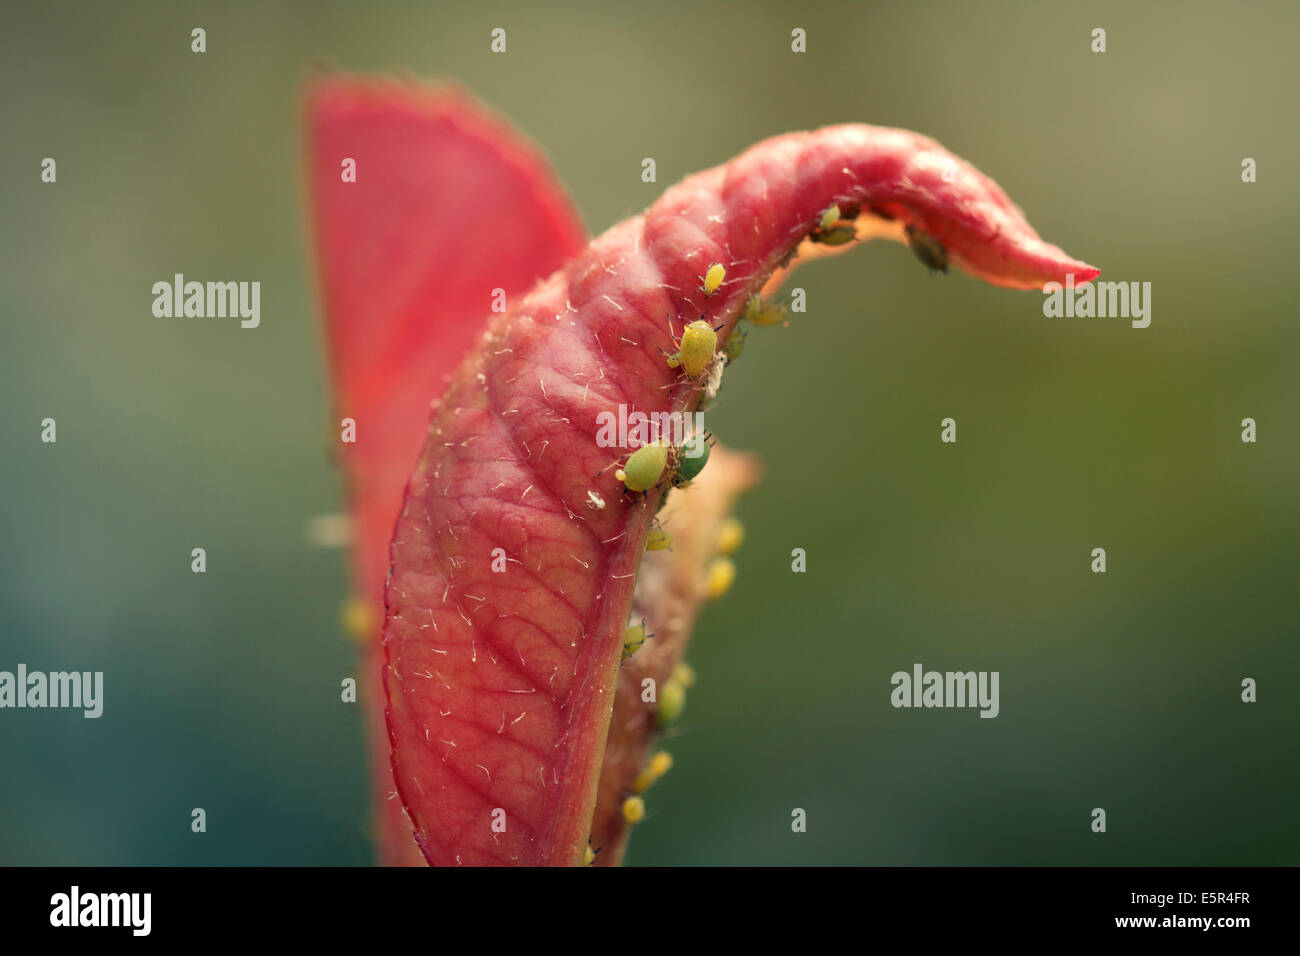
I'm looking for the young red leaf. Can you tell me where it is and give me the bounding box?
[304,78,587,864]
[381,122,1098,865]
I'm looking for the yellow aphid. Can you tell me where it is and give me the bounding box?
[716,517,745,555]
[819,204,841,231]
[656,678,686,728]
[667,319,718,378]
[703,556,736,600]
[702,262,726,296]
[622,623,648,661]
[584,845,596,865]
[622,795,646,825]
[633,751,674,794]
[341,596,376,644]
[742,295,787,327]
[672,660,697,689]
[648,750,673,775]
[645,526,673,551]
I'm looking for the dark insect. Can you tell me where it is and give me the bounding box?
[906,224,949,274]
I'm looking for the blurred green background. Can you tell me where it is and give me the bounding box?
[2,0,1297,865]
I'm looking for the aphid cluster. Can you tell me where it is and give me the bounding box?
[609,429,715,498]
[633,751,673,794]
[619,751,673,830]
[810,203,860,246]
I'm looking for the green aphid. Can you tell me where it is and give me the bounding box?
[671,432,712,487]
[723,326,746,363]
[616,442,669,493]
[622,622,648,661]
[813,224,856,246]
[742,295,787,327]
[666,319,718,378]
[812,204,856,245]
[905,224,948,274]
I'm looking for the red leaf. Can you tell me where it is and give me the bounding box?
[381,122,1098,865]
[304,78,587,864]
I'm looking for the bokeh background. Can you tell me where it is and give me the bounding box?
[2,0,1297,865]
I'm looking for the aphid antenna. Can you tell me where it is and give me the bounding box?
[659,311,691,358]
[663,309,684,337]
